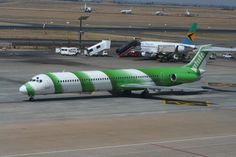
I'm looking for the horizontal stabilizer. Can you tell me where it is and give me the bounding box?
[185,45,236,73]
[202,47,236,52]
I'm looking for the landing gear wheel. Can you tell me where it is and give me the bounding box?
[123,90,132,96]
[29,97,34,101]
[109,91,121,97]
[109,90,132,97]
[141,89,150,98]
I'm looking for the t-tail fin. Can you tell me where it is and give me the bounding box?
[185,45,211,74]
[181,23,197,45]
[185,45,236,74]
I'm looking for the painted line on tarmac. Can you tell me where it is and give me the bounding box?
[1,134,236,157]
[151,143,208,157]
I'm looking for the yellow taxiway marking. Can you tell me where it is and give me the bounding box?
[163,99,212,106]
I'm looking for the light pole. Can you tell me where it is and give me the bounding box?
[78,16,89,51]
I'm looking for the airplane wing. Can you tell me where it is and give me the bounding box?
[120,84,207,92]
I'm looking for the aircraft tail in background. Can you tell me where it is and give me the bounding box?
[181,23,197,45]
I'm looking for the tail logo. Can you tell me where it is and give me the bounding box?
[187,33,196,42]
[192,52,206,69]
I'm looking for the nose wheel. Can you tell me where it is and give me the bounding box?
[29,97,34,101]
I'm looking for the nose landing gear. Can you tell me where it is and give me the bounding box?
[29,97,34,101]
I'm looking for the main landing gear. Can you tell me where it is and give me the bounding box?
[141,89,150,98]
[110,89,151,98]
[109,90,132,97]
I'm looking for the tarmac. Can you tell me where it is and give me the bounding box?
[0,50,236,157]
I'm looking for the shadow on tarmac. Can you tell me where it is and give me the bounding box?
[26,91,207,105]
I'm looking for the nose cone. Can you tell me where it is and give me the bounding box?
[19,85,27,95]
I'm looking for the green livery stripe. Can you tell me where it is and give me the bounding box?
[194,52,207,69]
[186,45,210,70]
[102,69,143,91]
[47,73,63,94]
[138,68,159,86]
[25,83,35,96]
[73,71,95,92]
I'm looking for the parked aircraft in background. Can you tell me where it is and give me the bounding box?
[120,9,132,14]
[19,45,236,101]
[154,11,167,16]
[81,3,94,13]
[154,10,169,16]
[141,23,198,60]
[181,9,197,17]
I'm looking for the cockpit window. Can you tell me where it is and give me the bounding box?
[30,78,42,83]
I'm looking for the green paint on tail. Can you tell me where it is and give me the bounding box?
[185,45,211,71]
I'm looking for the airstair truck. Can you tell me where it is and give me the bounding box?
[85,40,111,56]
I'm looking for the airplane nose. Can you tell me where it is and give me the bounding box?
[19,85,27,94]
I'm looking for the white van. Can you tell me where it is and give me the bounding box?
[56,47,80,56]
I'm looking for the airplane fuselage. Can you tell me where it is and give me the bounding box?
[121,10,132,14]
[19,67,200,97]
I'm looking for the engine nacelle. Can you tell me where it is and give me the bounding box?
[176,46,185,52]
[171,74,177,82]
[170,73,199,83]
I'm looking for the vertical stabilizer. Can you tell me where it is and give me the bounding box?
[181,23,197,45]
[185,45,212,74]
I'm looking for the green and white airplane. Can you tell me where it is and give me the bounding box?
[19,45,236,101]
